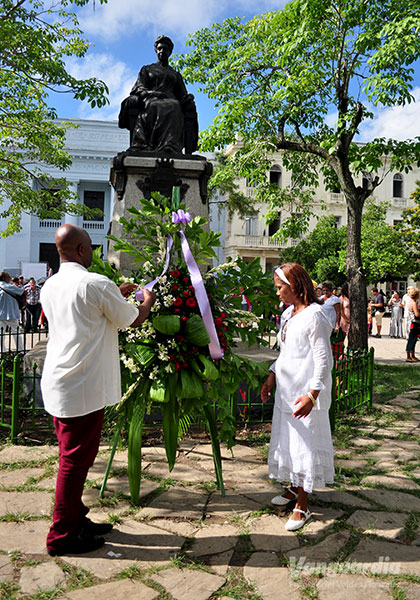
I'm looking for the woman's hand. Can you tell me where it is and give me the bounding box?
[261,373,275,404]
[293,394,314,419]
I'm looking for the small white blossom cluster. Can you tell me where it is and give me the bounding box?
[156,225,166,262]
[157,343,170,362]
[136,321,156,340]
[204,260,239,280]
[120,354,141,373]
[149,365,160,380]
[142,261,154,275]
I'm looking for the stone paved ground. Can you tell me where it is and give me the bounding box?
[0,389,419,599]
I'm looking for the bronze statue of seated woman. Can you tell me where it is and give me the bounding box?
[118,35,198,155]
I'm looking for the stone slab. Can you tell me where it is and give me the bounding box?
[104,476,159,498]
[346,510,407,540]
[203,549,234,575]
[63,519,185,578]
[286,531,350,566]
[311,488,373,509]
[349,438,378,448]
[144,459,213,482]
[19,562,66,595]
[0,520,50,553]
[63,579,159,600]
[205,492,261,518]
[0,490,52,516]
[0,554,13,583]
[0,445,57,463]
[140,489,207,520]
[360,473,420,490]
[0,467,45,488]
[299,507,343,539]
[244,552,300,600]
[35,476,57,491]
[403,583,420,600]
[317,573,390,599]
[248,514,300,552]
[151,567,226,600]
[355,488,420,511]
[348,537,420,576]
[148,518,200,538]
[335,459,369,470]
[188,523,238,556]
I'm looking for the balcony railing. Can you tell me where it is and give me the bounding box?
[328,192,346,204]
[39,220,62,229]
[232,234,282,248]
[82,221,105,231]
[392,197,408,208]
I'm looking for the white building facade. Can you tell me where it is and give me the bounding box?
[0,119,129,275]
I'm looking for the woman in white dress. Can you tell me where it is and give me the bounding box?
[261,263,335,531]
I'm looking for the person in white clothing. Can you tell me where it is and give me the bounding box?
[321,281,341,331]
[41,225,156,557]
[261,263,334,531]
[402,287,414,339]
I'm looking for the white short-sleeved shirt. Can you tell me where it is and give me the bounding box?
[40,262,139,418]
[322,294,341,328]
[272,303,333,412]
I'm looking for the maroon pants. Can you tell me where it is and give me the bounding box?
[46,408,104,552]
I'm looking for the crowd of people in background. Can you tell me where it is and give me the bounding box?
[0,272,51,352]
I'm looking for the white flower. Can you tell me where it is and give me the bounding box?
[165,364,174,373]
[163,295,175,307]
[143,261,153,274]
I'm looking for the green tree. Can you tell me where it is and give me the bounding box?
[396,181,420,280]
[176,0,420,349]
[278,215,347,284]
[0,0,109,236]
[339,201,416,284]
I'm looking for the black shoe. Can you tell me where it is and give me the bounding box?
[82,517,113,536]
[47,534,105,557]
[373,334,381,338]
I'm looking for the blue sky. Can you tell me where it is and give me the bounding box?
[55,0,420,143]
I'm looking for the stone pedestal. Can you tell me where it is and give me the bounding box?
[108,153,213,274]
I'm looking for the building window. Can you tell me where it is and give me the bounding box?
[393,173,403,198]
[83,190,105,221]
[268,213,281,236]
[245,213,258,236]
[334,216,341,228]
[269,165,282,188]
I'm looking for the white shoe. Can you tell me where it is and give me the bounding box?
[285,508,311,531]
[271,487,298,506]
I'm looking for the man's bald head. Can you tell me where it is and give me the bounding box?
[55,225,93,268]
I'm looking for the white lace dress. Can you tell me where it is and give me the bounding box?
[268,303,335,493]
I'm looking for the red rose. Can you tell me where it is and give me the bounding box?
[174,308,181,313]
[173,297,183,306]
[168,354,175,362]
[175,362,181,371]
[221,312,226,318]
[186,297,197,307]
[182,362,189,368]
[182,290,190,298]
[182,316,188,322]
[171,283,179,291]
[218,330,223,338]
[170,270,181,277]
[183,276,189,283]
[192,347,199,354]
[188,285,194,291]
[223,325,228,330]
[176,334,185,343]
[215,317,223,326]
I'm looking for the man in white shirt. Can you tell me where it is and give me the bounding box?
[402,287,414,339]
[41,224,156,556]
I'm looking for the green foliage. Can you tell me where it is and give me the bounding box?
[396,180,420,279]
[0,0,109,236]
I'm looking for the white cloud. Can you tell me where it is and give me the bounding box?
[358,87,420,142]
[78,0,287,42]
[67,53,136,120]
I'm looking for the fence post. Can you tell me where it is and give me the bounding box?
[11,354,20,442]
[367,347,374,408]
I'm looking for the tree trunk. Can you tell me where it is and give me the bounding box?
[346,193,368,350]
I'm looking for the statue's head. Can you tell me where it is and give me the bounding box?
[154,35,174,56]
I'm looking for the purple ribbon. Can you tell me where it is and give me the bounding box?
[172,209,191,224]
[179,229,223,360]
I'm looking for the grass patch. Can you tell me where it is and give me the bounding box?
[373,365,420,406]
[211,568,263,600]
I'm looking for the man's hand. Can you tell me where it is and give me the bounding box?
[261,372,275,404]
[141,288,157,307]
[119,282,137,298]
[293,395,314,419]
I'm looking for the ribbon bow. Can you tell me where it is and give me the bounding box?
[172,209,191,225]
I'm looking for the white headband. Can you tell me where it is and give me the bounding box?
[275,267,291,286]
